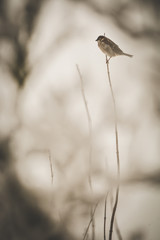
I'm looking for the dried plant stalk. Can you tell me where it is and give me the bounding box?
[83,202,99,240]
[76,64,93,190]
[105,57,120,240]
[110,192,123,240]
[76,64,95,240]
[48,149,54,185]
[104,192,109,240]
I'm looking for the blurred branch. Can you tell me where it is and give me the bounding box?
[124,170,160,186]
[69,0,160,41]
[25,0,45,35]
[0,0,45,86]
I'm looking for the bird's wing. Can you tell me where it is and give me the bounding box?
[102,37,124,55]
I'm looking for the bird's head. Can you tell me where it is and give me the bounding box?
[96,35,105,42]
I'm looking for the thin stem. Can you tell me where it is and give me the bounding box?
[115,215,123,240]
[104,192,109,240]
[110,193,123,240]
[76,64,93,190]
[106,57,120,177]
[91,209,95,240]
[47,149,54,208]
[83,202,99,240]
[76,65,95,240]
[105,56,120,240]
[110,192,123,240]
[109,187,119,240]
[48,149,54,185]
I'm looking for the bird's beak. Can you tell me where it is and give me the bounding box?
[95,37,98,41]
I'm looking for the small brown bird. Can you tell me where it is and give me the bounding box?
[96,35,133,60]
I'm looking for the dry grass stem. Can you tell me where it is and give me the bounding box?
[106,58,120,176]
[105,57,120,240]
[76,64,93,190]
[46,149,54,208]
[91,208,95,240]
[83,202,99,240]
[109,187,119,240]
[110,192,123,240]
[76,64,95,240]
[104,192,109,240]
[48,149,54,185]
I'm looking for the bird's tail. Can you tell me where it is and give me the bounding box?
[123,53,133,57]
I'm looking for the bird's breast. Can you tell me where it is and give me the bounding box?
[98,41,116,57]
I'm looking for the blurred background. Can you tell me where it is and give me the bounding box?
[0,0,160,239]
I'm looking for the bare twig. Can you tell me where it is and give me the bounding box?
[83,202,99,240]
[105,56,120,240]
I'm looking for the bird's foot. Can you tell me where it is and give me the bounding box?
[106,56,111,64]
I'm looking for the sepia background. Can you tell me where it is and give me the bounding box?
[0,0,160,239]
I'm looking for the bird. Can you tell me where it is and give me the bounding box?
[96,35,133,61]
